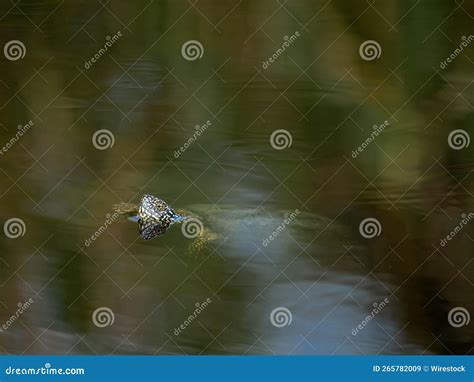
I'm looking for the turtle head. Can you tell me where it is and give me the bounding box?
[137,194,180,240]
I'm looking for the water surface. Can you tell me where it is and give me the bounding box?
[0,0,473,355]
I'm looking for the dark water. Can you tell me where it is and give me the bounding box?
[0,0,473,355]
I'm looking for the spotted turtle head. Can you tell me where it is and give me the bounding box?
[138,194,179,240]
